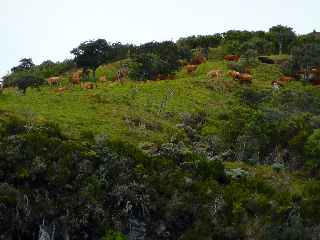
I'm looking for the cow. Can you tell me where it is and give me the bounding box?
[54,87,67,94]
[47,77,60,86]
[81,82,95,90]
[258,56,275,64]
[278,76,295,82]
[237,73,252,84]
[207,70,223,79]
[99,76,107,82]
[117,65,129,83]
[228,70,240,80]
[191,55,207,65]
[70,71,81,85]
[156,74,168,80]
[186,65,198,74]
[224,55,240,62]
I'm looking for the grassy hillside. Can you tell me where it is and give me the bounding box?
[0,59,283,144]
[2,58,320,239]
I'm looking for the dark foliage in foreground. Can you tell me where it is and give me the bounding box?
[0,110,320,240]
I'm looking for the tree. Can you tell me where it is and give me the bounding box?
[129,41,181,80]
[13,75,45,94]
[71,39,111,82]
[291,43,320,81]
[11,58,35,73]
[269,25,296,55]
[128,53,164,80]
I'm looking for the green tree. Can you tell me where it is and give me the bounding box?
[71,39,111,82]
[291,43,320,81]
[269,25,296,55]
[11,58,35,73]
[13,75,45,94]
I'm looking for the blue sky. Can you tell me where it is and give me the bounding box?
[1,0,318,78]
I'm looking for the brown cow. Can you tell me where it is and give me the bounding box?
[237,73,252,84]
[207,70,223,79]
[191,55,207,65]
[99,76,107,82]
[47,77,60,86]
[54,87,67,94]
[228,70,240,80]
[70,71,81,85]
[81,82,95,90]
[279,76,295,82]
[156,74,169,80]
[224,55,240,62]
[117,65,129,83]
[186,65,198,74]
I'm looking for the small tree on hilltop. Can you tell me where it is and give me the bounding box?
[71,39,111,82]
[14,75,45,94]
[269,25,296,55]
[11,58,35,73]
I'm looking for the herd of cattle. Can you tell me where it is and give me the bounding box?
[185,54,320,88]
[43,55,320,94]
[46,65,129,93]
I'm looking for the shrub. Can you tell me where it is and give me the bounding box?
[305,129,320,157]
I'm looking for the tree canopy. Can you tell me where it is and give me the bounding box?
[71,39,112,80]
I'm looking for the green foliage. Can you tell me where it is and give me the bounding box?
[240,37,275,55]
[11,58,35,73]
[102,231,127,240]
[269,25,297,54]
[305,129,320,160]
[13,74,45,94]
[177,34,222,50]
[71,39,112,80]
[128,53,164,80]
[227,60,248,73]
[129,41,181,80]
[290,43,320,81]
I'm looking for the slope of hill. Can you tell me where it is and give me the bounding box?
[1,58,320,239]
[0,59,282,143]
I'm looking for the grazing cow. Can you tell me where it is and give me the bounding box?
[258,56,275,64]
[70,71,81,85]
[54,87,67,94]
[228,70,240,80]
[186,65,198,74]
[224,55,240,62]
[279,76,295,82]
[237,73,252,84]
[207,70,223,79]
[47,77,60,86]
[99,76,107,82]
[191,55,207,65]
[81,82,95,90]
[311,68,320,79]
[117,65,129,83]
[156,74,168,80]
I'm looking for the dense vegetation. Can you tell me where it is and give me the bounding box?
[1,25,320,239]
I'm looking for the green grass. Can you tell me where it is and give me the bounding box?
[0,58,312,194]
[0,59,285,145]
